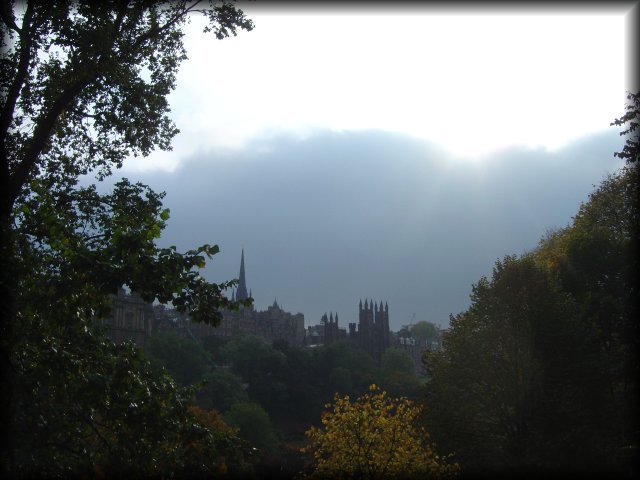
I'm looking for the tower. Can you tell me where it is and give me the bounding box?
[356,298,390,365]
[235,248,249,302]
[322,312,340,345]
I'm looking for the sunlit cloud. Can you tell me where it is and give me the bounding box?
[124,7,628,171]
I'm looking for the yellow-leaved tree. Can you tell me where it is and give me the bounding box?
[301,385,458,479]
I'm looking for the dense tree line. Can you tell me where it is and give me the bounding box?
[423,99,638,477]
[146,330,424,475]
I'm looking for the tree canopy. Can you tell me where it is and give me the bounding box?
[0,1,252,216]
[410,321,439,343]
[302,384,458,479]
[423,161,638,476]
[1,1,255,476]
[610,91,639,164]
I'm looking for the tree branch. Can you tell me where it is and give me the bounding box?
[0,1,35,140]
[7,75,94,213]
[0,1,35,215]
[127,2,191,54]
[0,1,21,33]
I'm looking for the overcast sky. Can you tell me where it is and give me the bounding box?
[117,3,633,330]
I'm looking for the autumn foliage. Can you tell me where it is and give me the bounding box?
[302,384,458,479]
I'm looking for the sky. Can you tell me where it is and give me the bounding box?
[117,3,634,331]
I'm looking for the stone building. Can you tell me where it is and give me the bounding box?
[304,324,325,346]
[396,324,443,375]
[321,312,341,345]
[189,249,305,346]
[99,288,155,348]
[349,299,390,365]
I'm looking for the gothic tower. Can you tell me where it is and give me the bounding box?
[322,312,340,345]
[356,298,390,365]
[235,248,249,302]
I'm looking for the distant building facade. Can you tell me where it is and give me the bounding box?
[349,299,391,365]
[99,288,155,348]
[189,249,306,346]
[305,324,325,346]
[306,300,391,363]
[396,324,443,375]
[321,312,346,345]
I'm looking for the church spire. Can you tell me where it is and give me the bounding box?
[236,248,249,301]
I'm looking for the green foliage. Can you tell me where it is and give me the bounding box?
[610,91,639,164]
[314,340,377,394]
[424,164,639,475]
[147,331,213,386]
[536,164,639,463]
[3,178,257,474]
[328,366,354,393]
[381,347,415,378]
[196,370,249,412]
[425,256,599,470]
[268,340,326,428]
[222,334,286,382]
[202,333,231,363]
[225,402,279,454]
[5,314,252,477]
[410,321,439,343]
[379,348,422,399]
[0,1,255,475]
[0,1,253,216]
[14,176,247,324]
[302,385,459,479]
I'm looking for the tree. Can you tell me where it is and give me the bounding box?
[2,177,261,476]
[147,331,213,386]
[0,1,253,217]
[312,340,377,395]
[381,347,415,378]
[0,0,253,331]
[302,384,458,480]
[379,347,422,399]
[187,405,254,476]
[5,313,253,477]
[196,369,249,412]
[410,321,439,345]
[423,103,639,475]
[535,163,639,469]
[423,255,609,474]
[221,334,286,383]
[1,1,254,474]
[610,91,639,164]
[225,402,279,454]
[1,0,254,330]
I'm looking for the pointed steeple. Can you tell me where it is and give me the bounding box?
[236,249,249,301]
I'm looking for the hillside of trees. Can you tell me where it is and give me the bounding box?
[145,330,425,475]
[424,154,638,477]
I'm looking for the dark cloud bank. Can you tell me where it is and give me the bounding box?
[117,129,624,330]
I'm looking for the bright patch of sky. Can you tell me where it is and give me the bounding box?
[127,6,629,172]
